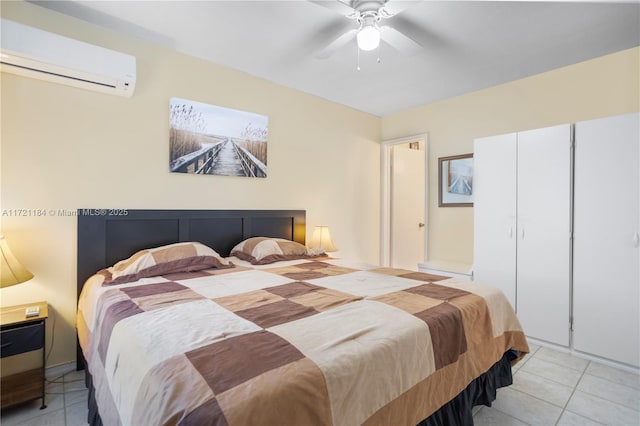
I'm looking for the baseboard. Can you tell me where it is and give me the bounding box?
[526,337,640,375]
[45,361,76,380]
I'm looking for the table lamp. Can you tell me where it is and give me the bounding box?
[0,234,38,317]
[309,225,337,254]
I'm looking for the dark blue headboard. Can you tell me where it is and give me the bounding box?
[76,209,305,369]
[77,209,306,289]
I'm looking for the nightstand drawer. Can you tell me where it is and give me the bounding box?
[1,323,44,358]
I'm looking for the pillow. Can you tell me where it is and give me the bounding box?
[100,241,232,285]
[230,237,324,265]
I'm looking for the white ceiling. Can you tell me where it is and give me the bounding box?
[31,1,640,116]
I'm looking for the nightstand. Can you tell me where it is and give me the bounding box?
[1,301,48,410]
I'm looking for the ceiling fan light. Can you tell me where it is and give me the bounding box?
[357,25,380,51]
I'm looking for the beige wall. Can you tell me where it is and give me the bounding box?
[0,1,381,369]
[382,47,640,266]
[2,0,638,371]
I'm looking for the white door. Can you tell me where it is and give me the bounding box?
[516,124,572,346]
[391,144,425,270]
[473,133,518,308]
[573,113,639,366]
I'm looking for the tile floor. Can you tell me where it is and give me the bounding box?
[0,369,88,426]
[1,343,638,425]
[473,344,640,426]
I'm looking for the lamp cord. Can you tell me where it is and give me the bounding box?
[45,307,56,365]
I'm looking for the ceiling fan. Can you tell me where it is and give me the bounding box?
[311,0,424,59]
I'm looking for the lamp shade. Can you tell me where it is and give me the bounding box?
[309,226,337,252]
[0,235,34,288]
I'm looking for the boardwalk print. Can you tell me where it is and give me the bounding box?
[448,157,473,196]
[169,97,268,177]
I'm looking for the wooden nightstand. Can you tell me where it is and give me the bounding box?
[0,301,48,410]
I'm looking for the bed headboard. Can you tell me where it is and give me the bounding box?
[77,209,305,293]
[76,209,305,369]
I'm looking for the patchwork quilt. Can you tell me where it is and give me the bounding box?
[77,258,528,426]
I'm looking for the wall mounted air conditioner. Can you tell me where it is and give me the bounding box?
[0,18,136,97]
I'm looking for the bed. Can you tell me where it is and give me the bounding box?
[76,209,529,426]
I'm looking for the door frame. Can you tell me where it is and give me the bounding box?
[380,133,429,266]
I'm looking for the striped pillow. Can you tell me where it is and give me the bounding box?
[231,237,323,265]
[101,242,232,285]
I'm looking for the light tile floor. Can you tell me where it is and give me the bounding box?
[1,343,638,425]
[474,344,640,426]
[0,369,88,426]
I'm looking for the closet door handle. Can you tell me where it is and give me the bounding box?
[634,232,639,248]
[520,227,525,240]
[509,226,513,239]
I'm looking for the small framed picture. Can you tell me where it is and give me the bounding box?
[438,153,473,207]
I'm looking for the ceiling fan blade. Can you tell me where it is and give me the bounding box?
[388,14,451,50]
[308,0,356,16]
[380,0,422,18]
[316,28,357,59]
[380,25,423,55]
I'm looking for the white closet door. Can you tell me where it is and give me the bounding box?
[573,113,639,367]
[516,124,571,346]
[473,133,517,308]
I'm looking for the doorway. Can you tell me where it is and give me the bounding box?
[381,134,428,269]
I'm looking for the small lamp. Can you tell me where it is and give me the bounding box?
[1,235,39,318]
[309,226,337,253]
[0,234,33,287]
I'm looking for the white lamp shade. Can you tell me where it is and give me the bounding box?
[309,226,337,252]
[357,25,381,51]
[0,235,34,288]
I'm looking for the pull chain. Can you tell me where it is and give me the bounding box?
[356,42,382,71]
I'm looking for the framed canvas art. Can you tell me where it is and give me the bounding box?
[169,97,268,178]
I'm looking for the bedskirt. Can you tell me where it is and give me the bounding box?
[417,349,517,426]
[84,349,518,426]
